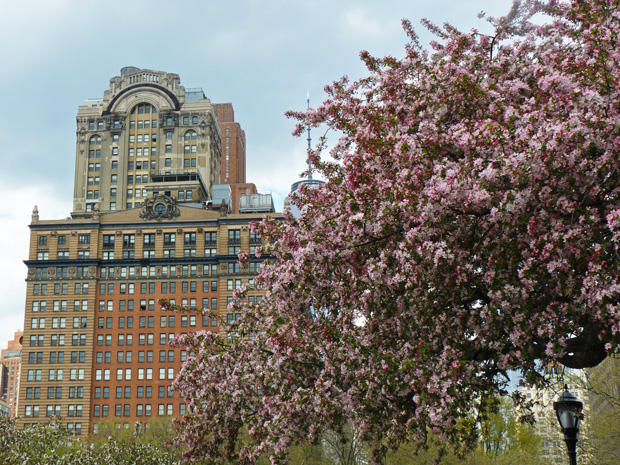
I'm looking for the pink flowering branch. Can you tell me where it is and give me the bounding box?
[171,1,620,463]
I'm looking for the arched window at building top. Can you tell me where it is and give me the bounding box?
[130,103,158,115]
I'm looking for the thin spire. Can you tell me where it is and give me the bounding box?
[306,92,313,181]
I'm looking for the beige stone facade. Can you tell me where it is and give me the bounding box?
[72,67,222,216]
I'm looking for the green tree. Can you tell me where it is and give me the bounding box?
[583,356,620,464]
[383,398,542,465]
[0,417,78,465]
[88,416,182,456]
[0,416,178,465]
[474,397,543,465]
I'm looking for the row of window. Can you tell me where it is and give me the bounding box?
[37,235,90,246]
[35,262,248,280]
[30,316,87,329]
[86,115,199,138]
[97,349,187,364]
[100,280,216,294]
[29,334,88,347]
[128,174,150,184]
[161,115,199,127]
[113,262,243,280]
[93,403,186,418]
[27,348,189,367]
[26,368,85,381]
[128,133,157,145]
[94,366,175,381]
[25,386,83,400]
[27,351,85,364]
[127,147,157,157]
[30,262,255,282]
[28,330,184,350]
[38,404,83,416]
[85,202,115,212]
[95,314,213,333]
[88,119,124,131]
[132,103,157,115]
[30,267,88,278]
[31,302,218,323]
[36,230,252,251]
[129,119,157,130]
[97,297,218,314]
[104,232,206,247]
[94,385,174,399]
[88,124,161,143]
[127,161,155,171]
[105,247,222,260]
[32,300,88,312]
[33,283,89,296]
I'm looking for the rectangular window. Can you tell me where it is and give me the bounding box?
[184,232,196,245]
[205,231,217,245]
[228,263,240,274]
[228,230,241,244]
[103,235,115,248]
[143,234,156,246]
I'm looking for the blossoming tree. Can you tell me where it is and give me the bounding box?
[168,0,620,462]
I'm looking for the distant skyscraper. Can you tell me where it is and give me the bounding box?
[213,103,246,185]
[213,103,259,213]
[0,331,23,418]
[285,94,324,217]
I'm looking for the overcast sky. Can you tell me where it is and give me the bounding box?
[0,0,514,347]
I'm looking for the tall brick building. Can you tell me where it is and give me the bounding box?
[213,103,259,213]
[17,68,280,434]
[0,331,23,418]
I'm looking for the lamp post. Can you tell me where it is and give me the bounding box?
[553,385,583,465]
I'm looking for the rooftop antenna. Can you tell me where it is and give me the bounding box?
[306,92,313,181]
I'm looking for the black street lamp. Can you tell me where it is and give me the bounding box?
[553,385,583,465]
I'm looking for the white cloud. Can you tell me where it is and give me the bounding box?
[345,8,394,38]
[0,0,72,75]
[0,182,70,349]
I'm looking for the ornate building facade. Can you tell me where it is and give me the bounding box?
[17,68,280,435]
[73,67,222,216]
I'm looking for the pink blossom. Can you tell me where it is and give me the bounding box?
[172,1,620,463]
